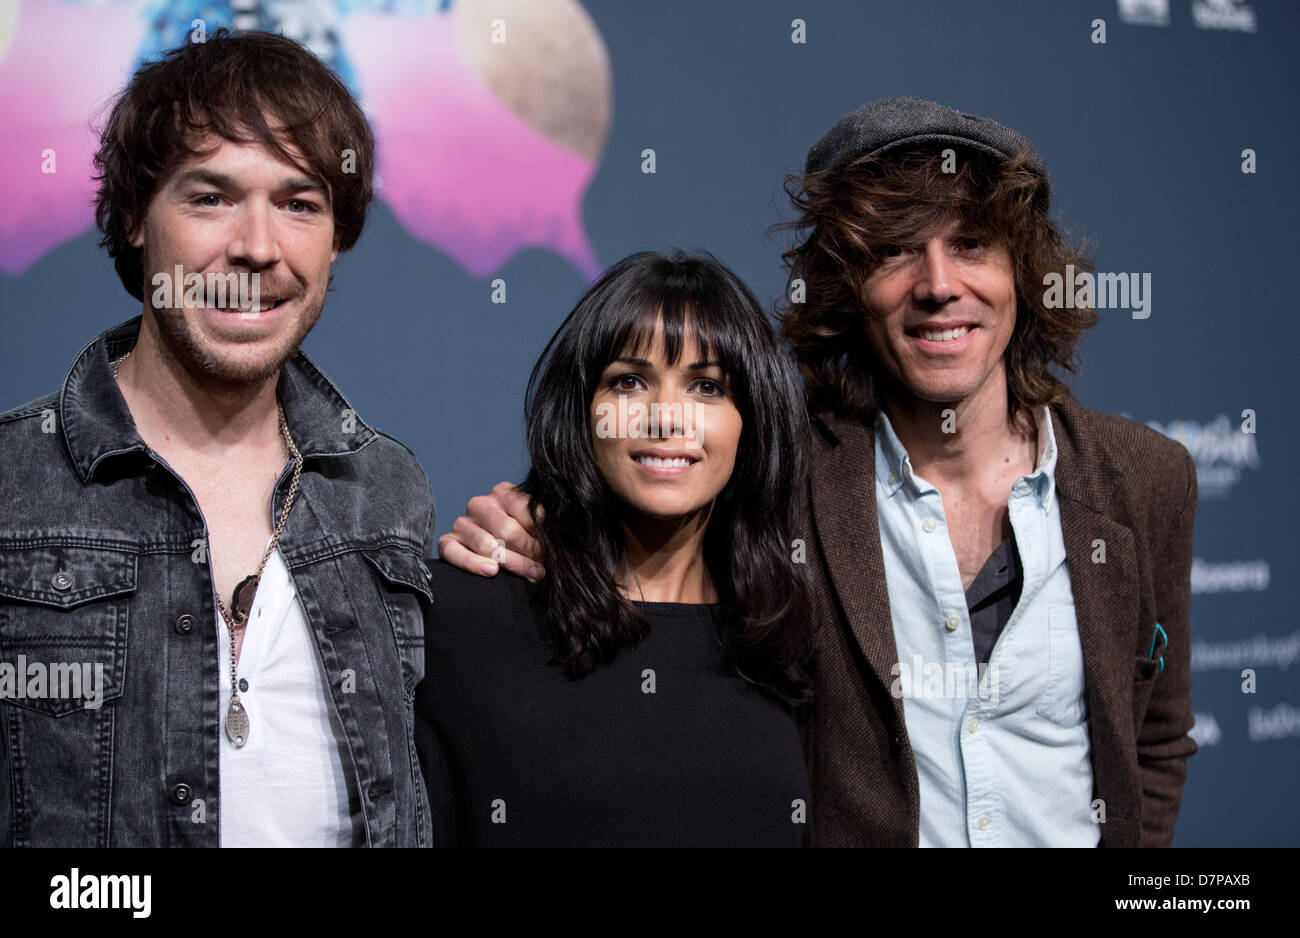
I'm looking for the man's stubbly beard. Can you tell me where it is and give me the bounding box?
[141,245,325,393]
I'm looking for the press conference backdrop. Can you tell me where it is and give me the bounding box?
[0,0,1294,846]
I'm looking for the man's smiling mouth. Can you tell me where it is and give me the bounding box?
[916,325,969,342]
[906,323,977,344]
[207,297,288,313]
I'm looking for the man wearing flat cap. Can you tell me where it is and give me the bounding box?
[440,97,1198,848]
[777,96,1196,847]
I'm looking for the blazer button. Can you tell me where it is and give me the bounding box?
[169,783,193,805]
[174,614,196,635]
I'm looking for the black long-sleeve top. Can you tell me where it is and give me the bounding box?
[415,561,811,847]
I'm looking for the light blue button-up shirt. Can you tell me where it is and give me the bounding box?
[875,407,1098,847]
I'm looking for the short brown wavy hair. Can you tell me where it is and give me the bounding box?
[775,145,1096,422]
[93,28,375,301]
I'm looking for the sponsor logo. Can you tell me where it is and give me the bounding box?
[1189,711,1221,746]
[1190,632,1300,672]
[1192,0,1257,33]
[1117,0,1170,27]
[1144,415,1259,498]
[1248,702,1300,741]
[1191,558,1269,594]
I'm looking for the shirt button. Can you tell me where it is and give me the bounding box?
[238,678,249,693]
[1042,494,1052,508]
[169,783,194,805]
[945,615,960,631]
[174,614,195,635]
[968,717,979,733]
[51,571,74,591]
[977,816,991,830]
[887,472,898,485]
[922,518,938,533]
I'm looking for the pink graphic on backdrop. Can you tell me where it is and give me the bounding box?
[0,0,140,275]
[0,0,611,281]
[342,13,600,278]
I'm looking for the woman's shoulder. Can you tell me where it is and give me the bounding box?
[426,558,543,634]
[428,557,536,603]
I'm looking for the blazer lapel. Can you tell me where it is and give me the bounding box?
[1052,400,1143,844]
[809,413,907,732]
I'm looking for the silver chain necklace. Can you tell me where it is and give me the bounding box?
[112,349,304,748]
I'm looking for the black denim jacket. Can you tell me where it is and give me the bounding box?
[0,318,434,846]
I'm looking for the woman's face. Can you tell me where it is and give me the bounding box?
[589,325,742,521]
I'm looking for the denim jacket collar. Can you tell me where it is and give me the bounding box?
[61,317,378,483]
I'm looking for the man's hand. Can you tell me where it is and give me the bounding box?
[437,481,546,580]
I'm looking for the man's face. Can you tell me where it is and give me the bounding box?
[858,216,1018,409]
[130,132,338,388]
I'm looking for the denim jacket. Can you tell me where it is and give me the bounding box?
[0,318,435,846]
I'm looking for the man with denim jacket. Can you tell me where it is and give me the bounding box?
[0,30,433,846]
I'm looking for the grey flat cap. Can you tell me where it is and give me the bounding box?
[805,96,1050,201]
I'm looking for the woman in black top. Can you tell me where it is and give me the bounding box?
[415,250,813,846]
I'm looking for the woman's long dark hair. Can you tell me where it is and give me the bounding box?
[519,250,813,704]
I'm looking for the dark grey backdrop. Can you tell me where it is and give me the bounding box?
[2,0,1295,846]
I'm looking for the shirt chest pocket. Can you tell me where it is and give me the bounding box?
[360,547,431,698]
[0,545,133,716]
[1034,604,1089,727]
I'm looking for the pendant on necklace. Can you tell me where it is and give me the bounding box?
[231,574,258,623]
[225,696,250,747]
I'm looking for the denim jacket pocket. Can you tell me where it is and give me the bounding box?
[360,546,431,698]
[0,544,134,845]
[0,544,133,716]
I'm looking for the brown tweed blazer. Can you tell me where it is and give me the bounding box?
[798,392,1198,847]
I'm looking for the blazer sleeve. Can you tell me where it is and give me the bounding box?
[1137,445,1199,846]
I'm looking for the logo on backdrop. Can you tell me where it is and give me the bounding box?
[1189,712,1221,747]
[1249,703,1300,742]
[1191,559,1269,595]
[0,0,612,280]
[1144,415,1259,499]
[1117,0,1170,27]
[1190,707,1300,747]
[1192,0,1258,33]
[1190,631,1300,673]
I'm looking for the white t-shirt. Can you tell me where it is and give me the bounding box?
[216,547,364,847]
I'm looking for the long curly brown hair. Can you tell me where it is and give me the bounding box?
[774,144,1097,423]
